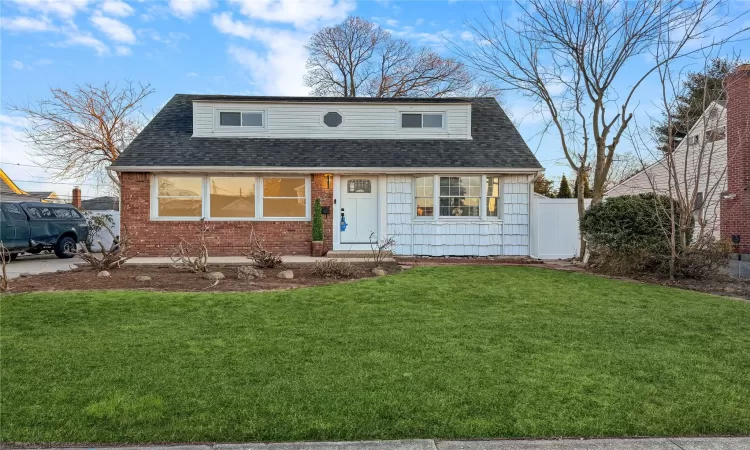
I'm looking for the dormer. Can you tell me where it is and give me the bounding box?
[192,97,473,140]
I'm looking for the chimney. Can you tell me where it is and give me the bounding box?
[72,187,82,209]
[722,64,750,255]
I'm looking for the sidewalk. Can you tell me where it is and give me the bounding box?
[126,255,393,265]
[27,437,750,450]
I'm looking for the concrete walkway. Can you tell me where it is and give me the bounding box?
[4,254,82,280]
[28,437,750,450]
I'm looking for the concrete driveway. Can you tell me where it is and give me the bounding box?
[4,253,81,280]
[728,257,749,279]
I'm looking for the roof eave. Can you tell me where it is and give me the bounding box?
[109,165,541,174]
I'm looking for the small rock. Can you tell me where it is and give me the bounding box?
[372,267,387,276]
[238,266,265,280]
[57,269,68,274]
[19,272,32,278]
[277,269,294,279]
[97,270,110,278]
[723,287,740,294]
[135,275,151,282]
[399,265,413,271]
[203,271,225,280]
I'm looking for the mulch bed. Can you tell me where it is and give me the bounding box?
[6,263,400,294]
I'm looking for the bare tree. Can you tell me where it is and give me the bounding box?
[305,16,491,98]
[457,0,748,256]
[627,50,740,279]
[11,82,154,189]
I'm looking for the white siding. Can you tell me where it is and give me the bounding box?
[607,104,727,238]
[385,174,532,256]
[193,102,472,140]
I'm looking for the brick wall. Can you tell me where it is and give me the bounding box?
[721,65,750,254]
[120,172,334,256]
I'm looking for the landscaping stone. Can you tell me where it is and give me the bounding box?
[203,271,225,280]
[277,270,294,279]
[399,265,413,271]
[372,267,387,276]
[19,272,32,278]
[238,266,265,280]
[97,270,111,277]
[135,275,151,282]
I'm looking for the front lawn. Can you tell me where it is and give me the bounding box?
[2,266,749,443]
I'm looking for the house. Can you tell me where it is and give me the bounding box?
[110,95,542,257]
[0,169,62,203]
[606,64,750,254]
[80,196,119,212]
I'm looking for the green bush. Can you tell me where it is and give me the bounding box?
[312,198,323,242]
[580,193,695,276]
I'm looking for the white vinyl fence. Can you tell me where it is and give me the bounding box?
[83,211,120,251]
[532,194,591,259]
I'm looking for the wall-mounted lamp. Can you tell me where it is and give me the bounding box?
[324,174,333,189]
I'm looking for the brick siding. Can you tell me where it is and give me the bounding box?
[721,65,750,254]
[120,172,334,256]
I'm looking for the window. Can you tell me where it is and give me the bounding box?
[2,203,24,218]
[219,111,263,127]
[706,127,726,143]
[439,176,480,217]
[156,176,203,217]
[415,176,434,217]
[209,176,255,218]
[347,179,371,193]
[52,208,81,219]
[262,177,307,218]
[401,113,444,128]
[324,112,343,127]
[486,176,502,218]
[26,208,41,219]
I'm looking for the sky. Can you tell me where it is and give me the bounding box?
[1,0,749,202]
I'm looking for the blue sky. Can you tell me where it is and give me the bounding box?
[1,0,748,200]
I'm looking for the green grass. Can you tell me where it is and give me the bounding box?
[2,266,749,443]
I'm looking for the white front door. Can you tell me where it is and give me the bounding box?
[340,176,378,244]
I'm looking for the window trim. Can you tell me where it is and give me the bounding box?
[214,107,267,132]
[399,112,446,130]
[413,174,503,222]
[151,174,311,221]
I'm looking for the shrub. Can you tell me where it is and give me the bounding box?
[310,259,358,278]
[581,193,695,276]
[312,198,323,242]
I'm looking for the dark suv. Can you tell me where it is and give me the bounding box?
[0,202,89,261]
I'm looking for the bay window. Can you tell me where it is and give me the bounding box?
[153,175,309,220]
[415,175,503,220]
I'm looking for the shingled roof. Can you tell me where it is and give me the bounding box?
[111,94,541,170]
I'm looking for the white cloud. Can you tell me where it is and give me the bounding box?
[415,18,424,26]
[1,16,57,32]
[460,31,473,41]
[11,60,25,70]
[385,19,398,27]
[168,0,213,19]
[186,72,198,77]
[115,45,132,55]
[8,0,92,18]
[90,14,136,43]
[212,11,255,38]
[138,28,189,46]
[58,32,109,56]
[100,0,134,17]
[228,0,354,28]
[36,58,53,65]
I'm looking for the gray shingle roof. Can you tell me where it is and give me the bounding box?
[81,196,119,211]
[112,94,541,170]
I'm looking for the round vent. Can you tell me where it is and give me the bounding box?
[323,111,343,127]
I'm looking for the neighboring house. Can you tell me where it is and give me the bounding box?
[110,95,542,257]
[607,64,750,254]
[80,196,119,212]
[0,169,61,203]
[606,101,727,236]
